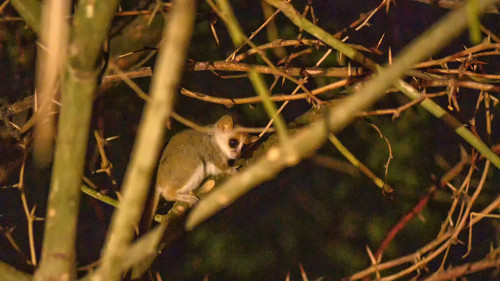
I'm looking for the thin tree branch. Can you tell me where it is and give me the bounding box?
[185,60,366,77]
[17,155,38,266]
[206,0,319,106]
[415,42,500,68]
[374,150,469,260]
[179,78,354,106]
[378,161,490,281]
[421,257,500,281]
[233,39,372,62]
[346,195,500,280]
[213,0,290,142]
[95,0,197,280]
[328,134,392,193]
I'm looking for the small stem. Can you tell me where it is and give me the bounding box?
[328,134,390,192]
[18,156,37,266]
[249,68,289,142]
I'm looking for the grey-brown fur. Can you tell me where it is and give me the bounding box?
[156,129,231,201]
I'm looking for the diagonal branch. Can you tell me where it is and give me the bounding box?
[185,0,499,231]
[10,0,41,33]
[265,0,500,169]
[0,260,31,281]
[94,0,197,280]
[421,257,500,281]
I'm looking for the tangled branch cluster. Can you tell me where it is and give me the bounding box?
[0,0,499,280]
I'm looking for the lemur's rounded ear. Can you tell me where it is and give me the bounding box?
[215,115,234,131]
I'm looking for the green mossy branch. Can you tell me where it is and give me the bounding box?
[248,68,289,141]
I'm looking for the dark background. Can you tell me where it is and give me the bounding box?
[1,0,499,280]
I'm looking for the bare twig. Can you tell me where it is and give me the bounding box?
[359,92,447,118]
[225,5,280,61]
[346,195,500,280]
[207,0,321,107]
[92,131,118,185]
[379,160,490,281]
[415,42,500,68]
[355,0,392,31]
[368,122,393,188]
[421,256,500,281]
[185,60,366,78]
[233,39,372,62]
[374,150,469,261]
[17,153,38,266]
[328,134,392,193]
[419,78,500,93]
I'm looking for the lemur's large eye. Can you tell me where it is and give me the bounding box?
[229,138,239,148]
